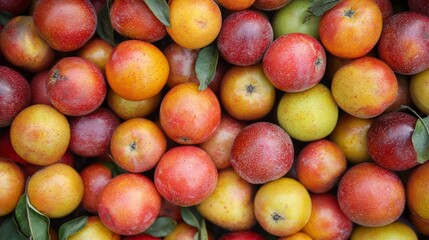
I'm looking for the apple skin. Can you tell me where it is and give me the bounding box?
[373,0,394,21]
[367,111,419,171]
[217,10,273,66]
[218,230,264,240]
[350,221,418,240]
[0,0,32,15]
[0,127,28,165]
[377,11,429,75]
[163,42,199,88]
[407,161,429,221]
[231,121,294,184]
[123,234,160,240]
[0,66,31,127]
[30,69,52,106]
[337,162,406,227]
[263,33,326,92]
[68,216,120,240]
[252,0,291,11]
[46,57,107,116]
[302,193,353,240]
[410,68,429,115]
[69,107,120,158]
[154,146,218,207]
[408,0,429,16]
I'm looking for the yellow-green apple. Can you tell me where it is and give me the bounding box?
[263,33,326,92]
[10,104,70,166]
[410,68,429,115]
[350,221,418,240]
[331,56,398,119]
[0,66,31,127]
[196,168,256,231]
[337,162,405,227]
[231,121,294,184]
[254,177,312,237]
[110,118,167,173]
[69,216,120,240]
[159,82,221,145]
[154,146,218,207]
[97,173,161,236]
[220,64,276,121]
[277,83,338,142]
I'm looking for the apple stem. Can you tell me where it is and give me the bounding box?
[399,105,429,135]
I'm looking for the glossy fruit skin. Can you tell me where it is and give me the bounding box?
[367,111,419,171]
[154,146,218,207]
[0,15,55,72]
[33,0,97,52]
[377,11,429,75]
[163,42,199,88]
[252,0,291,11]
[410,67,429,115]
[0,66,31,127]
[217,10,273,66]
[337,162,406,227]
[80,163,113,213]
[97,173,161,236]
[218,230,265,240]
[263,33,326,93]
[109,0,166,42]
[68,216,120,240]
[47,57,107,116]
[231,122,294,184]
[78,38,114,71]
[407,161,429,221]
[318,0,382,59]
[159,82,221,145]
[0,158,25,217]
[0,128,28,164]
[350,221,418,240]
[30,70,52,106]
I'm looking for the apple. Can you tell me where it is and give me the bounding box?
[350,221,418,240]
[0,0,32,15]
[199,113,246,169]
[218,230,264,240]
[377,11,429,75]
[110,118,167,173]
[0,158,25,217]
[157,198,182,223]
[302,193,353,240]
[0,127,28,165]
[163,222,198,240]
[367,111,419,171]
[263,33,326,92]
[123,234,160,240]
[271,0,322,39]
[231,121,294,184]
[77,38,114,72]
[409,210,429,237]
[163,42,199,88]
[408,0,429,16]
[254,177,312,237]
[220,64,276,121]
[252,0,291,11]
[68,216,120,240]
[372,0,394,22]
[278,232,312,240]
[384,74,412,112]
[69,107,120,158]
[0,66,31,127]
[296,139,347,193]
[196,168,256,231]
[337,162,406,227]
[154,146,218,207]
[410,68,429,115]
[97,173,161,236]
[217,10,273,66]
[407,161,429,221]
[30,69,52,106]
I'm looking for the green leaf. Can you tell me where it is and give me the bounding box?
[198,218,208,240]
[180,207,202,229]
[96,1,115,45]
[144,217,176,237]
[58,216,88,240]
[0,215,28,240]
[144,0,170,27]
[0,11,13,26]
[195,44,219,91]
[412,116,429,164]
[308,0,341,16]
[15,194,50,240]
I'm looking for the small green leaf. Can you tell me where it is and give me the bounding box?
[198,218,208,240]
[144,217,176,237]
[58,216,88,240]
[0,11,13,26]
[412,116,429,164]
[96,1,115,45]
[195,44,219,91]
[26,195,50,240]
[144,0,170,27]
[308,0,341,16]
[0,215,28,240]
[180,207,202,229]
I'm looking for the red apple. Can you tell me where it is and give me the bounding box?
[0,127,28,165]
[263,32,326,92]
[373,0,394,22]
[252,0,291,11]
[231,121,294,184]
[0,66,31,127]
[80,162,113,213]
[154,146,218,207]
[69,107,120,158]
[367,111,419,171]
[217,10,273,66]
[0,0,32,15]
[123,234,160,240]
[30,69,52,106]
[377,11,429,75]
[337,162,406,227]
[46,57,107,116]
[218,230,264,240]
[408,0,429,16]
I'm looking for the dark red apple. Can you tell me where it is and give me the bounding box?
[252,0,291,11]
[217,10,273,66]
[0,127,28,165]
[0,66,31,127]
[69,107,120,158]
[408,0,429,16]
[0,0,32,15]
[46,57,107,116]
[367,111,419,171]
[263,32,326,92]
[231,121,294,184]
[377,11,429,75]
[373,0,394,22]
[123,234,160,240]
[337,162,406,227]
[30,69,52,105]
[219,230,264,240]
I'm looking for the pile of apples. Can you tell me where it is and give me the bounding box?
[1,0,429,239]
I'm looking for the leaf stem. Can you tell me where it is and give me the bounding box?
[399,105,429,135]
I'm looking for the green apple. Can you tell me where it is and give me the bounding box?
[271,0,321,39]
